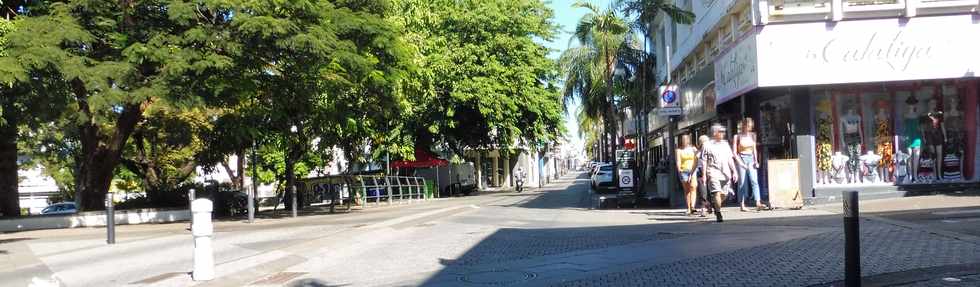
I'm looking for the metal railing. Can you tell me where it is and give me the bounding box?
[300,175,429,212]
[761,0,979,22]
[358,176,427,206]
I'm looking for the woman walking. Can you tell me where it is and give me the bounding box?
[733,118,765,211]
[676,134,698,215]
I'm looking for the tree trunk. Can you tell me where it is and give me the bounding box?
[75,102,146,211]
[235,151,244,190]
[0,105,20,217]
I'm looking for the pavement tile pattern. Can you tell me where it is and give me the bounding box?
[899,273,980,287]
[552,220,980,287]
[454,226,684,266]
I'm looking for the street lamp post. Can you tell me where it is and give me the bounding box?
[290,125,298,218]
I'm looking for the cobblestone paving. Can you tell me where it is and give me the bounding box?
[455,225,685,266]
[552,220,980,287]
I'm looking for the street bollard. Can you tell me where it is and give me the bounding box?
[188,188,196,227]
[843,190,861,287]
[290,185,298,218]
[191,198,215,281]
[106,193,115,245]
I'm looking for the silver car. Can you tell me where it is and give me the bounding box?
[41,202,78,215]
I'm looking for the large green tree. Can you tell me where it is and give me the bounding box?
[4,0,236,210]
[225,0,411,206]
[391,0,564,156]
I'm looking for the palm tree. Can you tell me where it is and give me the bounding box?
[562,0,695,194]
[616,0,695,192]
[560,1,630,162]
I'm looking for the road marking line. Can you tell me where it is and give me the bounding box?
[933,209,980,216]
[941,217,980,223]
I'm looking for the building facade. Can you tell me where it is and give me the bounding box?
[651,0,980,204]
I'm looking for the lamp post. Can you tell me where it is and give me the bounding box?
[289,125,298,218]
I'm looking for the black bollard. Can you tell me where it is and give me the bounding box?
[843,190,860,287]
[106,193,115,244]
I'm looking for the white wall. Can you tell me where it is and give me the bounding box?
[0,208,190,232]
[657,0,742,82]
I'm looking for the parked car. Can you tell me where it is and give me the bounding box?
[591,164,615,193]
[41,202,77,215]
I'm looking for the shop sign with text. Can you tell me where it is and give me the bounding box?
[714,34,758,105]
[756,15,980,87]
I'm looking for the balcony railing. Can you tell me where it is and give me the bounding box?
[760,0,980,23]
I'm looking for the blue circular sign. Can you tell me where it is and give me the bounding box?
[662,90,678,104]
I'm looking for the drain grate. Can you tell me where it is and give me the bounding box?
[459,270,536,285]
[250,272,307,285]
[128,272,185,284]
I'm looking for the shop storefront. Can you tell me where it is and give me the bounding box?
[714,13,980,203]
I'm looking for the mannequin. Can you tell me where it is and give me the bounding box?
[831,152,849,184]
[839,107,863,183]
[815,100,834,184]
[944,95,964,180]
[860,150,882,183]
[894,150,910,184]
[923,98,945,181]
[903,96,922,183]
[874,103,893,182]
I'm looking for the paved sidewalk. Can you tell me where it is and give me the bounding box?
[4,173,979,287]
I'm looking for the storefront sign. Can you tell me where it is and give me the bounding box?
[714,34,758,105]
[756,15,980,87]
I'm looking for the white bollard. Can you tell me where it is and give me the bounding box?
[191,198,215,281]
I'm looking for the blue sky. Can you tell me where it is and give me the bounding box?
[544,0,613,150]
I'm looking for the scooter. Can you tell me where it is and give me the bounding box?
[515,176,525,192]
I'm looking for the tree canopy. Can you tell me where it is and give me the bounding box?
[391,0,564,155]
[0,0,566,213]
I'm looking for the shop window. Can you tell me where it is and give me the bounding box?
[759,96,796,160]
[813,83,973,187]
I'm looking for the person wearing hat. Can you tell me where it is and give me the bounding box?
[700,123,740,222]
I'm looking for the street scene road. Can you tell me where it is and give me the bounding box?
[3,172,979,287]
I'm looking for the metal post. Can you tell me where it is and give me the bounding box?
[386,177,393,205]
[249,146,257,223]
[188,188,195,226]
[191,198,215,281]
[843,190,861,287]
[290,185,297,218]
[106,193,115,245]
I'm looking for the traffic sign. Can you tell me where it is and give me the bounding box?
[619,169,634,188]
[661,90,678,105]
[657,107,683,116]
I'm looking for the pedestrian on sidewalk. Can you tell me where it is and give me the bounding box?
[694,134,711,217]
[676,134,698,215]
[702,123,739,222]
[733,117,766,212]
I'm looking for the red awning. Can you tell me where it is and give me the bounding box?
[390,149,449,169]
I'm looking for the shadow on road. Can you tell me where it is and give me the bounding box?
[287,278,350,287]
[405,207,980,287]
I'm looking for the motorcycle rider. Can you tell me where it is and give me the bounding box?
[515,167,526,192]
